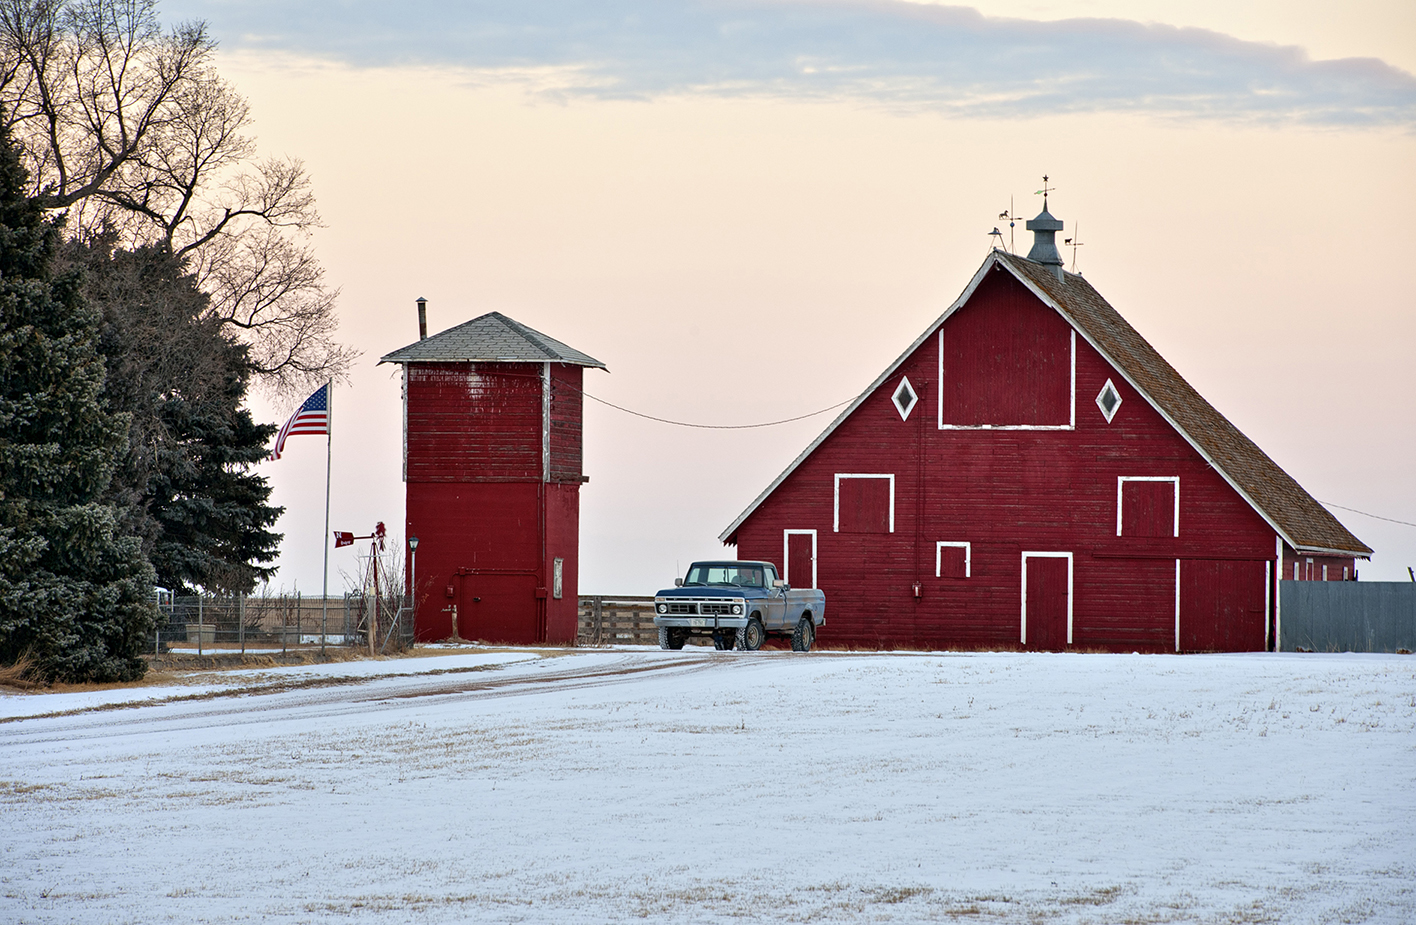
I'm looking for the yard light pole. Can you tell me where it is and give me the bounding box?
[408,536,419,644]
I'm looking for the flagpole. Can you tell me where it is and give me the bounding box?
[321,379,332,657]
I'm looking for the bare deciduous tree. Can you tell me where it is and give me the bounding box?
[0,0,354,397]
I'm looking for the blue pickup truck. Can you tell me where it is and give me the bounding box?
[652,560,826,652]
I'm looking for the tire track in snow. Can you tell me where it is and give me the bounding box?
[0,651,741,746]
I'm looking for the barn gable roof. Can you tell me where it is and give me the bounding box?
[379,311,606,368]
[720,251,1369,557]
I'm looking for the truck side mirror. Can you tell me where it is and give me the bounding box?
[774,579,789,590]
[674,578,684,587]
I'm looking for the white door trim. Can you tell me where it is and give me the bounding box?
[783,529,818,589]
[1021,551,1074,645]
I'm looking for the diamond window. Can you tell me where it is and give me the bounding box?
[1096,379,1122,423]
[892,377,918,421]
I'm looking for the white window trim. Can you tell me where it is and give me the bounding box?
[833,474,895,533]
[892,376,918,422]
[783,529,818,589]
[1020,551,1074,645]
[1116,476,1180,537]
[1096,378,1123,423]
[935,541,971,578]
[938,329,1075,430]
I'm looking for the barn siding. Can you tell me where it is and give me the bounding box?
[406,362,543,482]
[733,266,1280,652]
[939,271,1071,426]
[548,364,584,483]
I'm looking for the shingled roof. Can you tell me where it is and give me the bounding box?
[379,311,606,368]
[722,250,1369,557]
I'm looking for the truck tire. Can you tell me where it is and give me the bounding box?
[658,627,685,650]
[738,617,766,651]
[791,617,814,652]
[712,631,735,650]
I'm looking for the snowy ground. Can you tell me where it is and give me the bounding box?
[2,648,1414,924]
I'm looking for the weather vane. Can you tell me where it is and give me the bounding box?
[1034,175,1054,209]
[1064,224,1084,272]
[997,196,1018,252]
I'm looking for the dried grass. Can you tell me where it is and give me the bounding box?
[0,653,44,691]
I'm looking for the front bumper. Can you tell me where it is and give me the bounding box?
[653,615,748,630]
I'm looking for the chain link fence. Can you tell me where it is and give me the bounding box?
[153,590,415,655]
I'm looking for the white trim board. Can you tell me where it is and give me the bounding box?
[833,474,895,533]
[1174,558,1182,653]
[1020,551,1074,646]
[1116,476,1180,537]
[936,541,972,578]
[783,529,818,589]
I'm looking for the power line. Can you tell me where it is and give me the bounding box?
[452,367,857,429]
[583,392,853,429]
[1321,501,1416,529]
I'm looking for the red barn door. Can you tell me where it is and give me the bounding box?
[1179,560,1267,652]
[785,530,816,588]
[1023,553,1071,650]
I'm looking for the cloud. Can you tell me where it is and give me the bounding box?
[175,0,1416,125]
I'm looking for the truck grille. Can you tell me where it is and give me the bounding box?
[700,602,734,615]
[666,603,696,615]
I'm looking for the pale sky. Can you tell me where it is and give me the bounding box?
[164,1,1416,593]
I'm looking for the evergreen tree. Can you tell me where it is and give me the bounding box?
[71,238,283,594]
[0,125,156,683]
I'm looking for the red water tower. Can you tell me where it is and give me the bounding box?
[380,307,605,644]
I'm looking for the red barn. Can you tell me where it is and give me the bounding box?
[380,310,604,644]
[720,206,1370,652]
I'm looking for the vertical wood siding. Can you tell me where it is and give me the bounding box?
[731,264,1283,652]
[1023,555,1069,650]
[939,272,1071,426]
[786,532,815,588]
[1180,559,1267,651]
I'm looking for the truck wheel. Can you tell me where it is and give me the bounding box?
[658,627,685,650]
[738,618,766,651]
[791,617,814,652]
[712,631,735,650]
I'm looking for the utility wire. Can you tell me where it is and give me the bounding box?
[582,392,853,429]
[1320,501,1416,529]
[456,367,857,429]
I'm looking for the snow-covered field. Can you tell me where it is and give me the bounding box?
[3,648,1414,923]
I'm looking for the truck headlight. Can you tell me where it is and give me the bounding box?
[732,604,743,614]
[657,603,668,614]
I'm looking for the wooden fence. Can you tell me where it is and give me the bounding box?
[578,596,659,646]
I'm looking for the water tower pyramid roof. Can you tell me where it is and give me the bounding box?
[379,311,606,368]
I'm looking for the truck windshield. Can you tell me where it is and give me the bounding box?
[684,564,764,588]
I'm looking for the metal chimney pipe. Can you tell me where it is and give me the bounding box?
[416,297,427,340]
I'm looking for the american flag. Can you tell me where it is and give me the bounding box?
[269,384,330,460]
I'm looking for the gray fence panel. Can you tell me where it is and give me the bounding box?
[1279,581,1416,653]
